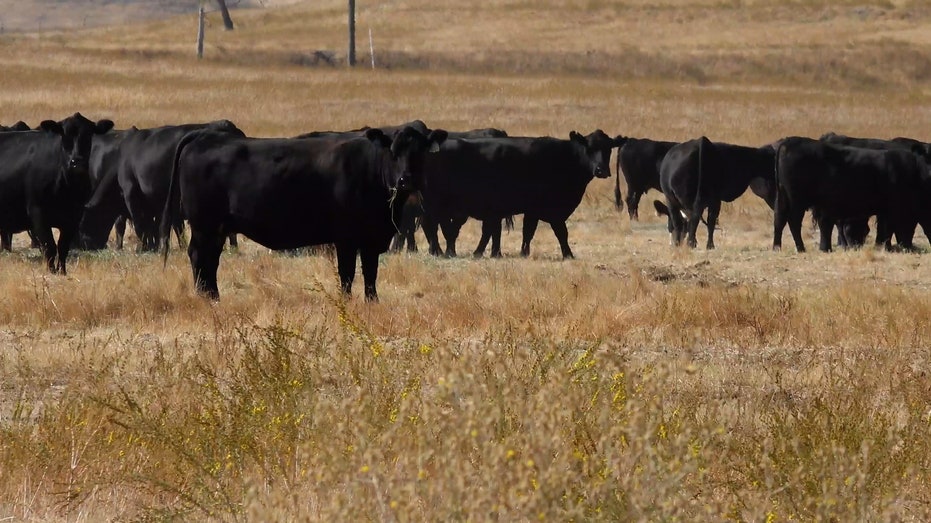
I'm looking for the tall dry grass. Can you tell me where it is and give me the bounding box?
[1,0,931,520]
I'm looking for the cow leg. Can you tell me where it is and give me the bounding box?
[836,221,849,250]
[772,201,788,251]
[473,220,495,258]
[787,210,806,253]
[421,216,443,257]
[521,216,539,257]
[227,233,239,253]
[875,214,893,251]
[705,200,721,250]
[124,188,155,252]
[686,212,701,249]
[28,210,58,272]
[895,223,917,251]
[28,231,40,249]
[114,215,127,250]
[56,227,76,275]
[360,248,381,302]
[188,229,224,300]
[817,215,834,253]
[441,216,467,258]
[626,190,643,222]
[405,224,417,253]
[335,243,358,297]
[389,232,404,253]
[490,219,503,258]
[35,230,57,273]
[1,231,11,252]
[550,221,574,259]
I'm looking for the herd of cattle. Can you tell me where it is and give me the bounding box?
[1,113,929,301]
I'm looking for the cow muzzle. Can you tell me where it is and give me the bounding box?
[396,175,413,192]
[69,157,89,173]
[593,166,610,179]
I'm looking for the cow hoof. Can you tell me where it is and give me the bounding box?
[198,289,220,301]
[472,252,484,259]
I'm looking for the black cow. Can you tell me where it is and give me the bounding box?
[0,122,33,249]
[391,127,512,256]
[296,120,435,256]
[820,132,931,247]
[0,121,30,132]
[614,137,675,220]
[389,193,424,253]
[78,129,132,250]
[119,120,244,251]
[774,137,931,252]
[296,120,430,140]
[0,113,114,273]
[655,137,776,249]
[821,132,931,161]
[161,126,447,300]
[419,130,621,259]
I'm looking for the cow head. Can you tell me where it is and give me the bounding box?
[369,126,448,192]
[570,129,620,179]
[39,113,114,177]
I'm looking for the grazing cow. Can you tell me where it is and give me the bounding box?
[389,193,423,253]
[773,137,931,252]
[392,127,513,257]
[0,113,114,273]
[161,126,447,300]
[614,137,675,220]
[79,129,132,250]
[419,130,622,259]
[118,120,244,251]
[655,137,776,249]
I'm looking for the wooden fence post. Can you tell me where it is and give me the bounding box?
[216,0,235,30]
[348,0,356,67]
[196,6,206,59]
[368,28,375,69]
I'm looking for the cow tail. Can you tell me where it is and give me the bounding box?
[614,150,624,211]
[773,139,796,229]
[696,137,708,227]
[161,130,200,267]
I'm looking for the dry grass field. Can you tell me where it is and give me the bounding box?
[1,0,931,520]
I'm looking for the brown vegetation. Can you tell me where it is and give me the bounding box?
[1,0,930,520]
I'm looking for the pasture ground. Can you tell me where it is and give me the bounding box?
[1,0,931,520]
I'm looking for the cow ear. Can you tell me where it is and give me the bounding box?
[569,131,585,145]
[39,120,64,135]
[653,200,670,217]
[428,129,448,152]
[95,119,115,134]
[365,128,391,148]
[614,135,629,147]
[12,121,30,131]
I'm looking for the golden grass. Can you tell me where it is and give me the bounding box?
[1,0,931,520]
